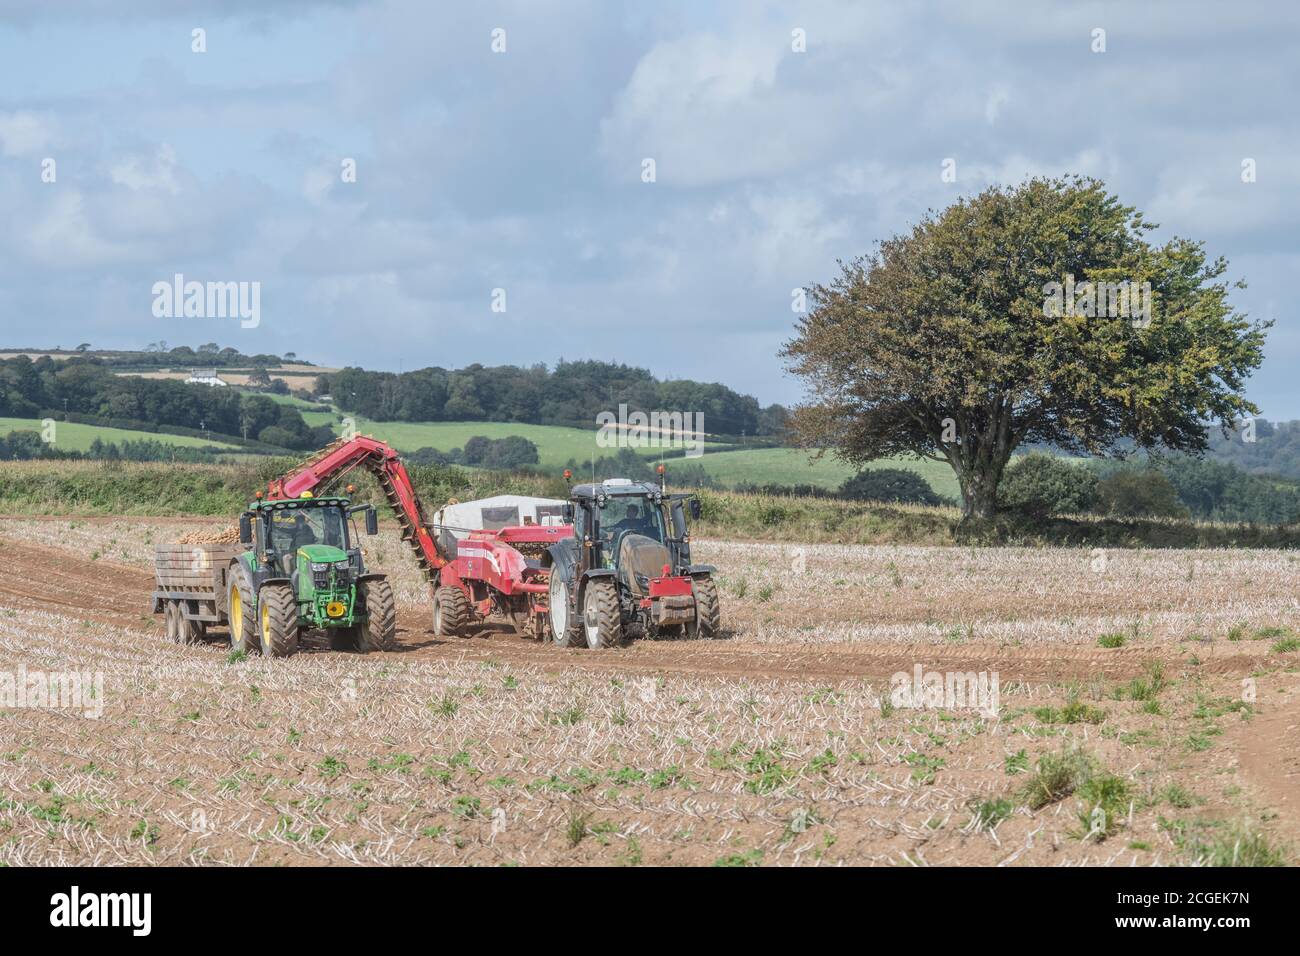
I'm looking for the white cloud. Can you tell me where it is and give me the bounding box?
[109,143,182,194]
[0,111,58,157]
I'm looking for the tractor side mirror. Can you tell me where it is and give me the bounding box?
[238,513,253,545]
[689,499,702,521]
[365,507,379,536]
[562,503,575,524]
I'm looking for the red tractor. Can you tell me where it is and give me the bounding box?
[265,437,721,648]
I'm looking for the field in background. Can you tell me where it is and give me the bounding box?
[329,416,739,471]
[2,460,1298,551]
[117,363,334,389]
[0,417,242,452]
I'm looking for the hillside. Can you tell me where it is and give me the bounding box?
[0,417,243,452]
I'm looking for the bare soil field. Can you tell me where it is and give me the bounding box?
[1,515,1297,866]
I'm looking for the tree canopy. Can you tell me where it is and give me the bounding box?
[782,176,1268,519]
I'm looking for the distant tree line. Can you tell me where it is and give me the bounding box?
[1205,418,1300,482]
[0,354,331,451]
[318,360,788,438]
[1002,453,1300,524]
[405,435,540,470]
[0,430,225,463]
[3,343,296,369]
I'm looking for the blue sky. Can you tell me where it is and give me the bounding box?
[1,0,1296,416]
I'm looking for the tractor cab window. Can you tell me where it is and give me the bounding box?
[597,496,665,547]
[265,506,347,554]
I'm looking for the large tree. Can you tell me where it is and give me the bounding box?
[781,177,1268,520]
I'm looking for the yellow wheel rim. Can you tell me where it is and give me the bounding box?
[230,585,242,640]
[261,601,272,652]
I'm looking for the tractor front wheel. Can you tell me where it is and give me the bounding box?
[582,578,624,649]
[258,583,300,658]
[687,574,722,639]
[358,578,397,651]
[433,586,469,637]
[228,573,259,655]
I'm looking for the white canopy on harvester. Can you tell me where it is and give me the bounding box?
[431,494,568,542]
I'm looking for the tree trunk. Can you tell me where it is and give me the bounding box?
[960,469,999,521]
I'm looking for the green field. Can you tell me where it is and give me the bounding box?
[328,417,726,471]
[318,417,956,497]
[1,407,958,499]
[0,417,242,452]
[660,446,960,499]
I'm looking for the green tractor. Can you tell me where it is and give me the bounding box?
[229,493,396,658]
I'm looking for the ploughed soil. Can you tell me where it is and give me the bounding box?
[0,516,1296,866]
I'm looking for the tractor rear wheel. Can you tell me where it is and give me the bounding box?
[258,583,300,658]
[548,575,582,647]
[433,586,469,637]
[582,578,624,649]
[227,572,259,655]
[687,574,722,639]
[357,578,397,651]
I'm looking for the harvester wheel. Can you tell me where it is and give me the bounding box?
[433,586,469,637]
[582,578,624,649]
[164,601,181,643]
[357,578,397,651]
[687,574,722,639]
[258,583,300,658]
[227,573,260,655]
[548,575,582,647]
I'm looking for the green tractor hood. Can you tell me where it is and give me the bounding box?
[298,544,349,563]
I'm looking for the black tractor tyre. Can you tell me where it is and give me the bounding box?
[227,570,260,655]
[548,574,583,647]
[357,577,397,651]
[258,583,300,659]
[433,586,469,637]
[687,574,722,639]
[582,578,624,649]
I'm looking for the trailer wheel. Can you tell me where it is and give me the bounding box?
[164,601,181,643]
[357,578,397,651]
[548,575,582,647]
[582,578,624,649]
[433,586,469,637]
[258,583,300,658]
[228,574,260,655]
[687,574,722,639]
[175,604,202,646]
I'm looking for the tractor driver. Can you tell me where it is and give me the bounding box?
[289,512,318,549]
[273,512,319,574]
[610,503,656,540]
